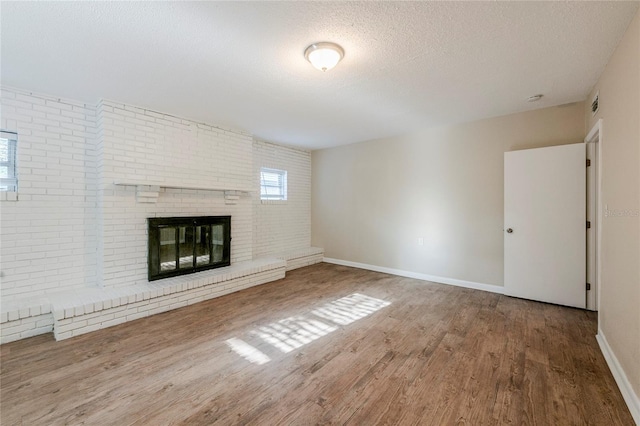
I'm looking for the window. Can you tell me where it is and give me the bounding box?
[260,167,287,200]
[0,131,18,192]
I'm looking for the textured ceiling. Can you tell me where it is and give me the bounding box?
[1,1,638,149]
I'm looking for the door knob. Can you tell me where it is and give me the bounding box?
[506,228,513,233]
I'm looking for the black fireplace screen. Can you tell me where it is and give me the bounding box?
[148,216,231,281]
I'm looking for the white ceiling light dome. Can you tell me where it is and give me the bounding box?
[304,42,344,72]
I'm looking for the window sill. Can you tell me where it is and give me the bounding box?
[0,192,18,201]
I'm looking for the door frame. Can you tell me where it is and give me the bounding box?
[584,119,602,311]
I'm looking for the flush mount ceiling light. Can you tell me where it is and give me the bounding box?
[527,94,544,102]
[304,42,344,72]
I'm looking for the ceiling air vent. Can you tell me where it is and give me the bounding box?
[591,92,599,116]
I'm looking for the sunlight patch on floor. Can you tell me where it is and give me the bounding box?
[252,316,338,354]
[312,293,391,325]
[225,337,271,365]
[227,293,391,364]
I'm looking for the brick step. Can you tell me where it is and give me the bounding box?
[274,247,324,271]
[1,258,286,343]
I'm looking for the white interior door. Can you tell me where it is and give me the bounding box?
[504,143,586,309]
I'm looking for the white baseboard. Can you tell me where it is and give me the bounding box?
[596,331,640,424]
[322,257,504,295]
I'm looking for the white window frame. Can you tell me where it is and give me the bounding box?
[0,131,18,192]
[260,167,287,201]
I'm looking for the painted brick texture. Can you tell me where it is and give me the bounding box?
[1,87,315,343]
[0,87,98,302]
[253,140,311,258]
[96,100,254,289]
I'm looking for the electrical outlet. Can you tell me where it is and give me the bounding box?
[418,237,424,246]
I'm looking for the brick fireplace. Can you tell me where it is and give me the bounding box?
[0,87,318,343]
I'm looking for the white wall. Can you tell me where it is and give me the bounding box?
[253,140,311,258]
[312,102,585,287]
[0,88,98,301]
[585,8,640,406]
[0,87,312,303]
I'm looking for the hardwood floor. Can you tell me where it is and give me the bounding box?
[0,263,634,425]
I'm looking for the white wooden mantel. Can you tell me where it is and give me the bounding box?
[113,180,251,205]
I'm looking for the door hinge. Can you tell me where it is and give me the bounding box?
[586,221,591,229]
[586,283,591,291]
[586,159,591,167]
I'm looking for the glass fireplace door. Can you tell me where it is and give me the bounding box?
[195,225,211,267]
[148,216,231,281]
[159,227,178,272]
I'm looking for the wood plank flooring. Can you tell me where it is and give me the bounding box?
[0,263,634,425]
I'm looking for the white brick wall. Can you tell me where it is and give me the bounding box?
[0,313,54,343]
[96,100,254,289]
[0,87,98,302]
[253,140,311,257]
[98,100,253,189]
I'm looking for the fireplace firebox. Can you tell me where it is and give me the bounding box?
[148,216,231,281]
